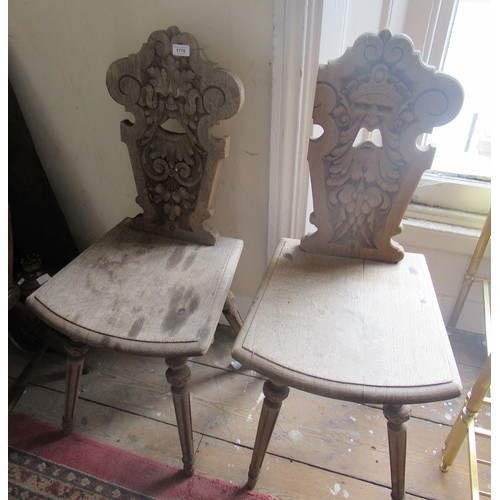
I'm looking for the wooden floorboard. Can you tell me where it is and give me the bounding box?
[8,325,490,499]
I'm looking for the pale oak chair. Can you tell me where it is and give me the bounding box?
[26,27,244,477]
[232,30,464,500]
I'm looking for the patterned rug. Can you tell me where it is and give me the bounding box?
[9,447,160,499]
[8,413,276,500]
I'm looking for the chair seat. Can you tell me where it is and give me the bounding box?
[26,218,243,358]
[232,238,461,405]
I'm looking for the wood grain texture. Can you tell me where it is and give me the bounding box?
[197,326,485,430]
[26,218,243,357]
[106,26,244,245]
[301,29,464,262]
[233,238,461,404]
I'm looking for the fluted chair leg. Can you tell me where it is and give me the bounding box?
[63,339,89,435]
[246,379,289,490]
[384,404,411,500]
[166,356,194,477]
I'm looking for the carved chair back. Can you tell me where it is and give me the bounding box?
[301,29,463,262]
[106,26,244,245]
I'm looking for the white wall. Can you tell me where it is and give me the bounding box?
[394,220,491,335]
[8,0,273,312]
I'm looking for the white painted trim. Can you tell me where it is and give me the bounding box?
[397,217,491,259]
[267,0,323,262]
[392,0,457,68]
[405,204,488,231]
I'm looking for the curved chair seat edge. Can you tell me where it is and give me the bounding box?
[231,347,462,405]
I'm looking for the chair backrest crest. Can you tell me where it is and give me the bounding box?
[107,26,244,245]
[301,29,463,262]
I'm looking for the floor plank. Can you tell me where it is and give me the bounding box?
[8,325,490,499]
[10,383,201,471]
[196,436,407,500]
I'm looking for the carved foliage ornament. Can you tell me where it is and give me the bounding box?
[107,27,244,244]
[301,30,463,262]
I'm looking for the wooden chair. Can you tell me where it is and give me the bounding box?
[26,26,244,477]
[232,30,463,500]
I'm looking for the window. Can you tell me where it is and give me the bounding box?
[424,0,491,181]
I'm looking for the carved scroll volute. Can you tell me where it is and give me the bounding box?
[301,29,463,262]
[106,26,244,245]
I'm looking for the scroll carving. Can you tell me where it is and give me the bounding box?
[301,30,463,262]
[107,27,244,245]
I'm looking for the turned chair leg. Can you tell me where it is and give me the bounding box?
[383,404,411,500]
[166,357,194,477]
[246,379,289,490]
[63,339,89,435]
[222,290,243,335]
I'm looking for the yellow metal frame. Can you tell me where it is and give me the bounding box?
[466,399,491,499]
[447,210,491,331]
[441,207,491,498]
[440,354,491,498]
